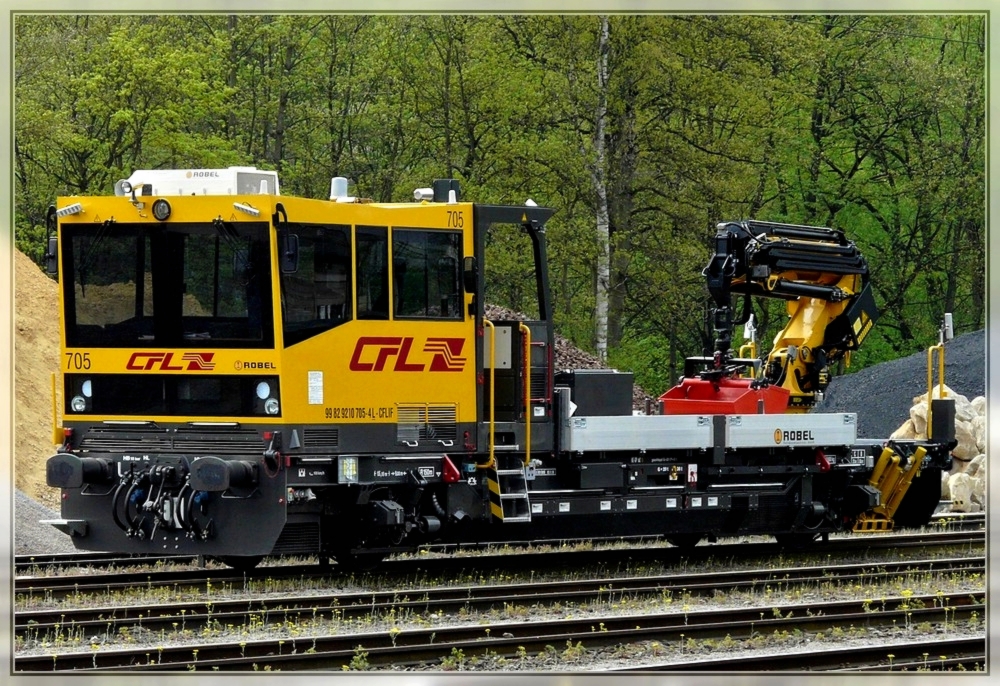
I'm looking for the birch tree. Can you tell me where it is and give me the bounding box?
[593,16,611,362]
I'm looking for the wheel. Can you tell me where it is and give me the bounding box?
[666,534,703,549]
[891,468,943,528]
[215,555,264,572]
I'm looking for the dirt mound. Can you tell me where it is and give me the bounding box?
[14,249,62,508]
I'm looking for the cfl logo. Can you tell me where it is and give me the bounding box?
[424,338,467,371]
[349,337,466,372]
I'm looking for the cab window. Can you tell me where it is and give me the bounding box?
[356,226,389,320]
[281,224,351,346]
[392,229,462,320]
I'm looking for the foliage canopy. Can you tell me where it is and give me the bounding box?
[14,14,985,393]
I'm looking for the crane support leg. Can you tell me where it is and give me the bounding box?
[853,445,928,532]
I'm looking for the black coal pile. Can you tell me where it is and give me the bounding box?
[815,329,985,439]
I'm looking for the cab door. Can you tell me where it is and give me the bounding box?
[344,220,475,452]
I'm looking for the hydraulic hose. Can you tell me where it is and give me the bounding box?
[110,479,128,532]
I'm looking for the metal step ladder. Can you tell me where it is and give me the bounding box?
[487,454,532,523]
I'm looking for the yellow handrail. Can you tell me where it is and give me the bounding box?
[738,340,757,378]
[926,344,946,439]
[519,322,531,467]
[478,319,496,470]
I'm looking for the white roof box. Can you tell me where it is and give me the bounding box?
[115,166,280,197]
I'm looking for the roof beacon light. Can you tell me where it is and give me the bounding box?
[329,176,357,203]
[414,187,433,201]
[233,202,261,217]
[56,203,83,218]
[330,176,348,200]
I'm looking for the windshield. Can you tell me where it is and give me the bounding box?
[62,221,274,348]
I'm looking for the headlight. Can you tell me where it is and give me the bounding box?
[256,381,271,400]
[338,456,359,484]
[81,379,92,398]
[70,396,88,412]
[251,377,280,415]
[152,198,171,221]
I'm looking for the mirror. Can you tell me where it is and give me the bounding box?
[45,205,58,275]
[280,232,299,274]
[46,236,58,275]
[462,255,478,294]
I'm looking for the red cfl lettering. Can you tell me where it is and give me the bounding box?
[349,337,422,372]
[126,352,215,371]
[349,337,466,372]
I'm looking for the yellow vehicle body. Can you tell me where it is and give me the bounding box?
[54,193,477,430]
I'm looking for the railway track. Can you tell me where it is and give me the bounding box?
[15,553,984,642]
[15,511,984,576]
[15,528,985,601]
[614,636,986,672]
[14,589,984,671]
[14,520,985,672]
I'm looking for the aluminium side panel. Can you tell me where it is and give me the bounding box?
[563,414,713,452]
[726,413,858,449]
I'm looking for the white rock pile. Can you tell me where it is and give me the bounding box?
[890,384,986,512]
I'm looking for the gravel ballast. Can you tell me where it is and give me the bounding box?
[15,489,77,555]
[815,330,985,439]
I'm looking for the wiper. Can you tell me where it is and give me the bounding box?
[213,217,250,270]
[76,218,117,293]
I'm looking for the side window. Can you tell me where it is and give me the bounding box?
[392,229,462,320]
[281,224,351,346]
[356,226,389,320]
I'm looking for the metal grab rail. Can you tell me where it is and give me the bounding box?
[478,319,496,470]
[926,344,946,439]
[51,372,61,446]
[519,322,531,467]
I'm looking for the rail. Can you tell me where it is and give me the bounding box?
[14,588,984,671]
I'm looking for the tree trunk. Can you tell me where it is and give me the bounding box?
[593,15,611,363]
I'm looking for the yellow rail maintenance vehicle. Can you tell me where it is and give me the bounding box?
[43,168,955,570]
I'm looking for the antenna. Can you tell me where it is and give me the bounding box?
[940,313,954,344]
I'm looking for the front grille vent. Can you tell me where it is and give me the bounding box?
[397,403,457,444]
[305,428,340,448]
[79,426,262,455]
